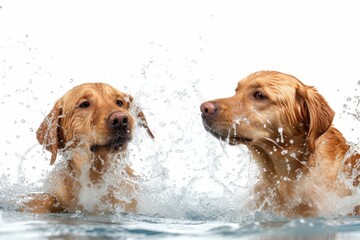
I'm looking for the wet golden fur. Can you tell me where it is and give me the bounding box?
[201,71,360,217]
[20,83,153,214]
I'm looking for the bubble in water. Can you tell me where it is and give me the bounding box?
[21,119,26,123]
[347,97,352,102]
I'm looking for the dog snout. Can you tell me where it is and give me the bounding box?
[200,101,218,117]
[107,112,129,130]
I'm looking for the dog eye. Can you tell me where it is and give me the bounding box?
[79,101,90,108]
[253,91,267,100]
[116,100,123,107]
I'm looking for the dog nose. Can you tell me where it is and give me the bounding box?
[108,112,129,128]
[200,101,217,115]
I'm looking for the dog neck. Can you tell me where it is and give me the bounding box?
[66,147,122,184]
[248,134,310,181]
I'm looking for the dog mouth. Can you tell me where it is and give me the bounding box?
[202,121,252,145]
[90,134,132,152]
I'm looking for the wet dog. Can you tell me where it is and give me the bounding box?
[20,83,154,213]
[201,71,360,217]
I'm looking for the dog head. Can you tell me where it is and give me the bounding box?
[37,83,154,165]
[200,71,334,153]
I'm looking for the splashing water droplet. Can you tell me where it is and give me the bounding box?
[278,127,284,143]
[281,150,288,155]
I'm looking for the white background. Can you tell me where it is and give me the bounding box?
[1,0,360,217]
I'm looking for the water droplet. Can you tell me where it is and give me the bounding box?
[16,135,20,139]
[278,127,284,143]
[21,119,26,123]
[29,128,34,132]
[358,80,360,85]
[69,78,73,83]
[347,97,352,102]
[281,150,288,155]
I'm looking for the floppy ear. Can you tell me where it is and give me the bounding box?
[128,96,155,139]
[297,85,335,153]
[36,100,65,165]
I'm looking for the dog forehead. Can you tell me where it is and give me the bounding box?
[64,83,126,99]
[237,71,301,90]
[59,83,130,111]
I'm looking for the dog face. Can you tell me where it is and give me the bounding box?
[201,71,334,152]
[37,83,153,164]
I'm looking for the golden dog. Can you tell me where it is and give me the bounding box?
[200,71,360,217]
[20,83,154,214]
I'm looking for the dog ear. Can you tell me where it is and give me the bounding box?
[128,95,155,139]
[297,85,334,153]
[36,100,65,165]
